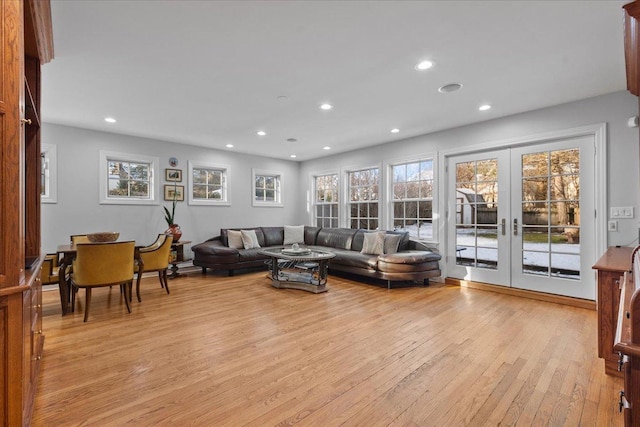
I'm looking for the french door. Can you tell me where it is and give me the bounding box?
[447,136,595,299]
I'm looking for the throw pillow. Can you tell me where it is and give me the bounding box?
[284,225,305,245]
[384,234,402,254]
[227,230,244,249]
[240,229,261,249]
[361,231,385,255]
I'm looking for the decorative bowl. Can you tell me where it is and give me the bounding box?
[86,232,120,243]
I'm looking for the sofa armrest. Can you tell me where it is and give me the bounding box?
[192,239,238,256]
[408,239,440,254]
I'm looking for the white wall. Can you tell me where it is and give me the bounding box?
[298,90,640,252]
[41,124,301,253]
[42,91,640,257]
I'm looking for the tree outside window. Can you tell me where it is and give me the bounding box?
[315,174,338,227]
[348,167,379,230]
[392,160,434,239]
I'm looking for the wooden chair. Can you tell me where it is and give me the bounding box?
[135,234,173,302]
[71,241,139,322]
[70,234,90,244]
[40,253,60,285]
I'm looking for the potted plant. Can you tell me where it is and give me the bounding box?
[163,183,182,242]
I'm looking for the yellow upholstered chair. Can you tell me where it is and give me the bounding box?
[70,234,90,244]
[40,253,60,285]
[135,234,173,302]
[71,241,139,322]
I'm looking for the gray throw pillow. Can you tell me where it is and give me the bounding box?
[384,234,402,254]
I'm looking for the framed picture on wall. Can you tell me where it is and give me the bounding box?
[165,168,182,182]
[164,184,185,201]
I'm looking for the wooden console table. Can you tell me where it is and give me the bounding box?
[169,240,192,279]
[593,246,634,377]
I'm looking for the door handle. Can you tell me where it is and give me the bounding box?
[513,218,518,236]
[501,218,506,235]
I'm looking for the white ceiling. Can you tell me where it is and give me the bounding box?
[42,0,628,161]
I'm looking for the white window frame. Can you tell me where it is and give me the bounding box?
[313,172,340,228]
[188,161,230,206]
[346,166,380,230]
[388,157,435,241]
[252,169,283,207]
[99,150,159,205]
[41,143,57,204]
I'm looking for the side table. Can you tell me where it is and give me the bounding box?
[169,240,192,279]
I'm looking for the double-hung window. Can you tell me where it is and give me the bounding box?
[189,161,229,205]
[99,151,158,205]
[348,167,379,230]
[314,174,339,227]
[391,159,434,239]
[252,169,283,207]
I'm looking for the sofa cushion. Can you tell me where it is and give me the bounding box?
[227,230,244,249]
[327,248,378,270]
[304,226,321,245]
[261,227,284,247]
[241,229,261,249]
[316,228,358,250]
[378,250,441,264]
[222,227,266,247]
[237,248,266,262]
[361,231,385,255]
[284,225,305,245]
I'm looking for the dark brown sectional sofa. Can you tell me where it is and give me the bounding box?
[192,226,441,287]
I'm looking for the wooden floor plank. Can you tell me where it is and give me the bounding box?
[33,271,622,426]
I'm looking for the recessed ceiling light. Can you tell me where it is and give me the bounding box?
[290,154,297,158]
[323,146,331,150]
[287,138,298,143]
[438,83,463,93]
[479,104,492,111]
[415,60,433,71]
[277,95,290,102]
[391,128,400,133]
[104,117,116,123]
[320,103,333,110]
[226,144,234,148]
[257,131,266,136]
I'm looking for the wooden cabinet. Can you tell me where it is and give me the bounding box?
[594,246,634,377]
[0,0,53,425]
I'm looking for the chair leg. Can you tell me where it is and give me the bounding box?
[136,270,143,303]
[158,271,165,288]
[163,269,170,294]
[123,283,132,313]
[84,288,92,322]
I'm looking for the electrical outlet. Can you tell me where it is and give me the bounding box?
[611,207,635,218]
[608,220,618,231]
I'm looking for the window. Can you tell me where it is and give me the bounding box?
[314,174,339,227]
[188,161,229,205]
[348,167,379,230]
[99,151,158,205]
[252,169,283,207]
[392,159,434,239]
[40,143,57,203]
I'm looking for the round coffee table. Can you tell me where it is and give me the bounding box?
[258,247,336,293]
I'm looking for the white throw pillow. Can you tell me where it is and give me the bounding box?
[361,231,385,255]
[284,225,305,245]
[241,229,261,249]
[227,230,244,249]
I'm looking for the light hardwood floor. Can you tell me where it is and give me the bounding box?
[33,271,622,426]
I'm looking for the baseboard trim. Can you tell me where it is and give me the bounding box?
[445,278,596,310]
